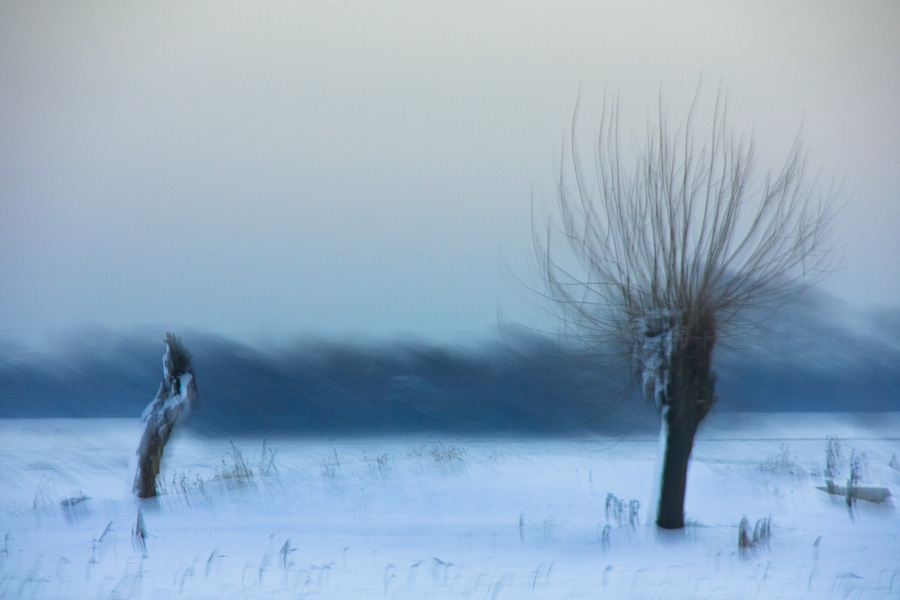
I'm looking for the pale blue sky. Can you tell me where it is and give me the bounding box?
[2,1,898,346]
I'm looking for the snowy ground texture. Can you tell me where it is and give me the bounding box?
[1,413,898,599]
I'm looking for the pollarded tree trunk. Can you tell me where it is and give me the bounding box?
[655,319,715,529]
[657,412,699,529]
[133,333,198,499]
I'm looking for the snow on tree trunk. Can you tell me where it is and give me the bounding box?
[646,406,669,527]
[133,333,198,499]
[635,311,715,529]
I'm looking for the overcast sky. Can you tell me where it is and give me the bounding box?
[2,1,898,347]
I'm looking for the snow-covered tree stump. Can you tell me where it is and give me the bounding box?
[817,480,891,504]
[133,333,198,498]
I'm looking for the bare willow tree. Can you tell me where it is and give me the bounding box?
[536,89,837,529]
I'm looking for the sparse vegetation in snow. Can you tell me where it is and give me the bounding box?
[825,434,843,480]
[1,415,898,599]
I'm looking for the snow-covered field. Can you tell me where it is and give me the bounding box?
[1,414,898,599]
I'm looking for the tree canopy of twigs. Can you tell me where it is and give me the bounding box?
[535,88,839,357]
